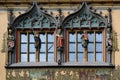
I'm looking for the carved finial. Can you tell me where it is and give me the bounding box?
[67,12,70,15]
[94,9,97,12]
[100,11,102,14]
[89,6,93,10]
[108,8,112,12]
[40,7,43,10]
[50,11,53,15]
[107,8,112,28]
[105,15,108,18]
[18,12,22,15]
[57,8,62,28]
[8,9,15,26]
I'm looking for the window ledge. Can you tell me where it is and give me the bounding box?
[5,62,115,68]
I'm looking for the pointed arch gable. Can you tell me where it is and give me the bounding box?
[62,2,107,29]
[12,2,57,29]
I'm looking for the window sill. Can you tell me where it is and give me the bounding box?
[5,62,115,69]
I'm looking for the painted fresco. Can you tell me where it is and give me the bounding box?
[6,67,120,80]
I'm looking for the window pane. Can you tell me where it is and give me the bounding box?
[21,34,27,42]
[29,44,35,52]
[78,53,83,62]
[48,33,54,42]
[69,33,76,42]
[29,34,35,42]
[78,44,83,52]
[88,33,94,42]
[21,54,27,62]
[40,34,46,42]
[96,43,102,52]
[78,33,82,42]
[29,54,35,62]
[96,33,102,42]
[48,44,54,52]
[88,43,94,52]
[96,53,102,62]
[69,53,75,62]
[69,43,75,52]
[21,44,27,52]
[40,44,46,52]
[88,53,94,62]
[40,53,46,62]
[48,53,54,62]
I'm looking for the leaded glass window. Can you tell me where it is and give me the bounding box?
[68,30,103,62]
[20,31,54,62]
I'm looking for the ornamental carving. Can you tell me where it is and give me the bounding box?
[63,2,107,29]
[7,2,113,65]
[12,3,57,29]
[7,68,119,80]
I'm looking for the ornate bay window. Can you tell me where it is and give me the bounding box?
[6,2,113,67]
[63,2,111,64]
[67,30,103,62]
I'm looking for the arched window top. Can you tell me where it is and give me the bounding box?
[63,2,107,29]
[12,2,57,29]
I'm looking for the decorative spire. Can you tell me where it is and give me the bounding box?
[57,8,62,28]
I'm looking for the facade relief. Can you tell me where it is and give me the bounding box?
[7,67,120,80]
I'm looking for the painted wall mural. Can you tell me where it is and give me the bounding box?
[6,67,120,80]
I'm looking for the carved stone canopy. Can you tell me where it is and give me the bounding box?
[12,2,57,29]
[11,2,107,30]
[63,2,107,29]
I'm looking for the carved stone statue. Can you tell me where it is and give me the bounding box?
[107,38,112,51]
[8,29,15,52]
[81,31,89,48]
[56,29,63,48]
[34,32,41,50]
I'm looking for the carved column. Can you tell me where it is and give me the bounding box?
[7,9,15,65]
[106,8,112,64]
[7,28,15,64]
[56,9,64,65]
